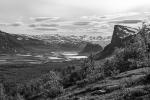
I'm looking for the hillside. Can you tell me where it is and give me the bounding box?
[80,42,103,54]
[55,24,150,100]
[56,67,150,100]
[0,30,51,54]
[94,25,138,60]
[0,30,24,53]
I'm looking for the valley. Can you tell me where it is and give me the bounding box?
[1,24,150,100]
[0,30,103,84]
[1,0,150,99]
[0,30,105,66]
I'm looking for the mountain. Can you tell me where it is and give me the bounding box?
[80,42,103,54]
[0,31,89,54]
[26,34,87,52]
[81,35,111,47]
[94,25,138,60]
[0,30,24,53]
[30,34,110,48]
[0,30,55,54]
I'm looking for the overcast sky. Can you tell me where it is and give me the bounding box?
[0,0,150,36]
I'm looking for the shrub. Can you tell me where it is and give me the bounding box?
[22,71,64,99]
[76,72,104,87]
[62,56,96,88]
[1,71,64,100]
[102,59,120,77]
[0,84,7,100]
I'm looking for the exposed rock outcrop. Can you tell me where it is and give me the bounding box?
[94,25,138,60]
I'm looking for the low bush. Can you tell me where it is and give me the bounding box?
[1,71,64,100]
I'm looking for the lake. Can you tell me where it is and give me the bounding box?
[0,52,88,64]
[50,52,88,61]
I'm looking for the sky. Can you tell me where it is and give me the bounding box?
[0,0,150,36]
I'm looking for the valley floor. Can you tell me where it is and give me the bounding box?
[0,60,82,83]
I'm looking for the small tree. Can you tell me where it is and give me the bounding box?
[0,83,7,100]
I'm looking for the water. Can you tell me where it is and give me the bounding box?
[0,52,88,64]
[16,54,32,57]
[66,56,88,59]
[51,52,88,61]
[61,52,78,56]
[48,57,63,60]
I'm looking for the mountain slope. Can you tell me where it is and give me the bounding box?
[80,42,103,54]
[0,30,53,54]
[56,67,150,100]
[94,25,138,60]
[0,30,26,53]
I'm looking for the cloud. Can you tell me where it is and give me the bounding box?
[80,12,140,22]
[0,22,23,27]
[40,23,59,27]
[0,23,7,26]
[105,12,140,19]
[32,17,51,22]
[59,21,95,31]
[9,22,23,27]
[73,21,90,26]
[144,12,150,15]
[28,23,59,29]
[34,27,58,31]
[109,19,143,24]
[80,15,105,21]
[60,25,78,30]
[98,24,111,29]
[28,24,37,28]
[31,17,61,22]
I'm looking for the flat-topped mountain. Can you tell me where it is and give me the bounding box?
[95,25,138,60]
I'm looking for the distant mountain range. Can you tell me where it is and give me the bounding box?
[94,25,138,60]
[0,30,104,55]
[26,34,111,45]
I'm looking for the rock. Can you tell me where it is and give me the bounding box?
[94,25,138,60]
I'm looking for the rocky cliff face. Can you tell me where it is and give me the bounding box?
[111,25,138,44]
[95,25,138,60]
